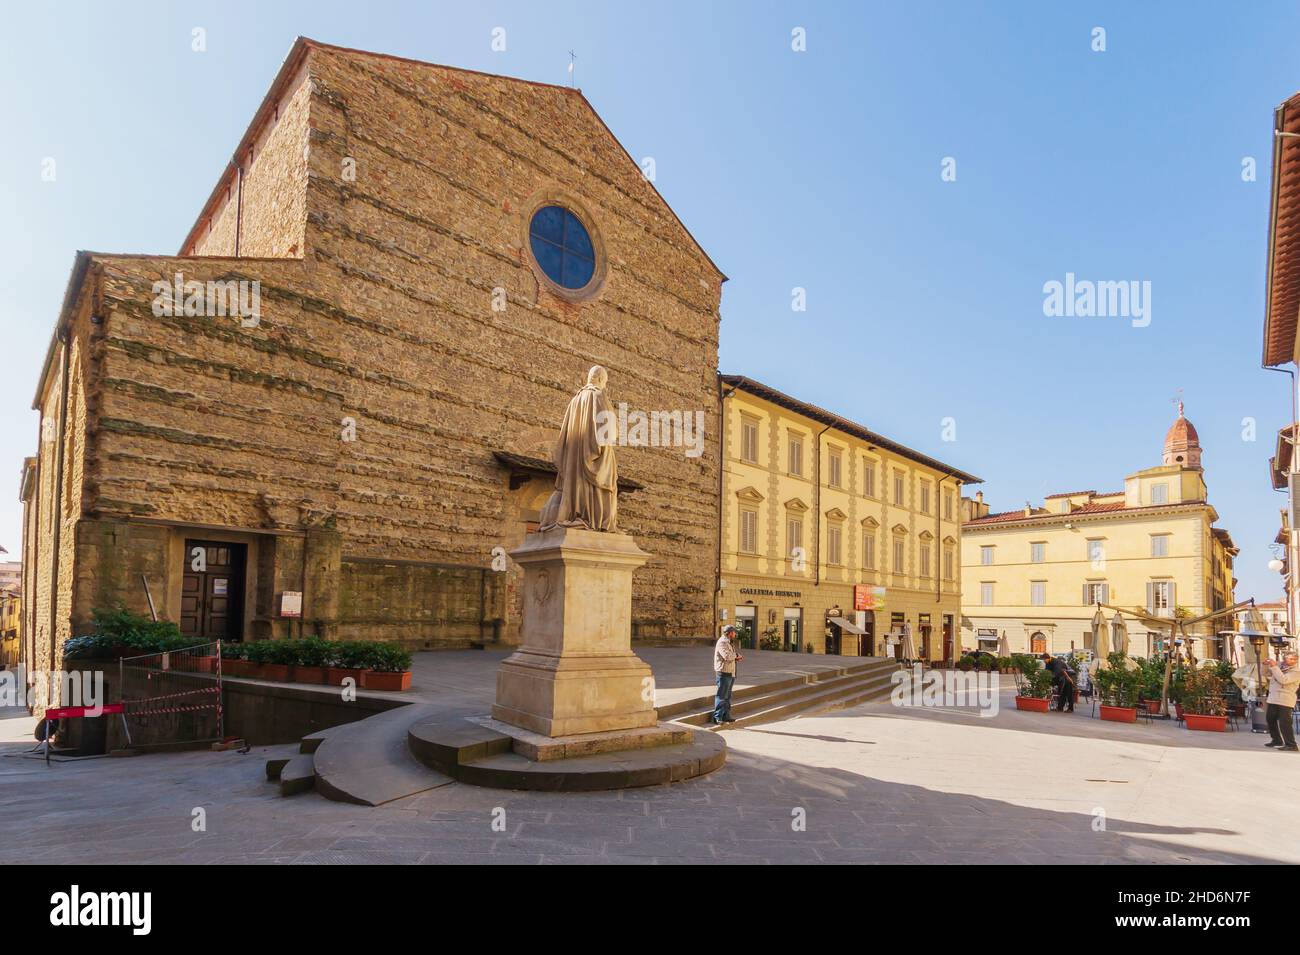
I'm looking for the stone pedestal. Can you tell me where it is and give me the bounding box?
[492,527,658,737]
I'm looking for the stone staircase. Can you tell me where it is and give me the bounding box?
[658,657,901,729]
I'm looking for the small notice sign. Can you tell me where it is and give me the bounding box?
[280,592,303,618]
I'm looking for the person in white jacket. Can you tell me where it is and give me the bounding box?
[1264,651,1300,751]
[711,625,742,725]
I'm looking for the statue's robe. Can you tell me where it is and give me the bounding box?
[539,384,618,532]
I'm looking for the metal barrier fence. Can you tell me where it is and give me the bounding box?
[117,642,223,749]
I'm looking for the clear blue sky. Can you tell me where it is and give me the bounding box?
[2,0,1297,602]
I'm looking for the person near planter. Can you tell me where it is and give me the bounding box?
[712,625,742,725]
[1043,654,1075,712]
[1264,652,1300,751]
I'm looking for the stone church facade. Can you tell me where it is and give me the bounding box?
[21,38,724,677]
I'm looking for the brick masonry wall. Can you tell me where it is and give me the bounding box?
[30,42,723,656]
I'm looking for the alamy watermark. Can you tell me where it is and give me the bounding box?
[152,272,261,327]
[595,403,705,458]
[0,666,105,715]
[890,664,1000,716]
[1042,272,1150,328]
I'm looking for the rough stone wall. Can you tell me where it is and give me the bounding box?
[299,46,723,638]
[188,61,311,259]
[32,43,723,652]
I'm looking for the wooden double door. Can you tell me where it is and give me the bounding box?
[180,540,247,642]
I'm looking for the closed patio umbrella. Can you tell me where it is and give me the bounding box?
[1111,611,1129,658]
[1091,606,1110,667]
[998,631,1010,658]
[900,624,917,663]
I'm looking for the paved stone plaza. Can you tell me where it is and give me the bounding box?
[3,658,1296,864]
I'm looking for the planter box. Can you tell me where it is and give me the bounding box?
[192,656,217,673]
[1184,714,1227,732]
[223,660,252,677]
[1100,705,1138,723]
[260,663,291,682]
[292,665,327,685]
[361,670,412,692]
[1141,699,1161,714]
[325,666,364,687]
[1015,696,1050,712]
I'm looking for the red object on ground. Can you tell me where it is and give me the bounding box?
[1014,696,1049,712]
[1099,705,1138,723]
[44,703,125,719]
[1184,714,1227,732]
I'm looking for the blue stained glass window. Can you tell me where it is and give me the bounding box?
[529,205,596,290]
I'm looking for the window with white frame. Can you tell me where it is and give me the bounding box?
[1030,541,1045,563]
[1087,540,1105,566]
[1031,580,1046,606]
[980,582,994,606]
[1150,534,1169,558]
[1151,483,1168,505]
[1083,581,1108,605]
[1148,580,1173,615]
[980,545,994,566]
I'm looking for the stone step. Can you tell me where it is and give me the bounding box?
[265,756,291,781]
[279,753,317,796]
[312,703,453,806]
[670,662,900,728]
[723,671,899,729]
[655,658,894,720]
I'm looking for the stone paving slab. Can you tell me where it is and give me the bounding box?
[2,680,1297,865]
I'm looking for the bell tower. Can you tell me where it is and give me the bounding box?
[1162,401,1202,469]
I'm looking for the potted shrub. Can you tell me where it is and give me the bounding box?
[291,637,330,684]
[957,656,974,672]
[1182,666,1229,732]
[1014,657,1053,712]
[1094,652,1140,722]
[997,655,1014,674]
[361,643,413,691]
[325,640,370,687]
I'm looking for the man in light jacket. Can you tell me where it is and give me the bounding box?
[712,625,741,725]
[1265,651,1300,751]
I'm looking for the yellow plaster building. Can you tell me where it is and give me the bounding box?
[961,406,1238,659]
[718,375,981,660]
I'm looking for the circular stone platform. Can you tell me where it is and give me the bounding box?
[407,714,726,791]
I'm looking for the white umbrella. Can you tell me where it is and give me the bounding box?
[1091,606,1110,667]
[998,631,1010,657]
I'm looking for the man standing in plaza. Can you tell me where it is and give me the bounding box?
[712,625,741,725]
[1264,651,1300,751]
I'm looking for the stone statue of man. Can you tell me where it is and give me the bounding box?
[538,365,618,532]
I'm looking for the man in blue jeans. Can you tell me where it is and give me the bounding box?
[712,625,742,725]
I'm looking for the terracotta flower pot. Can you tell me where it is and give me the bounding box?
[192,656,217,673]
[1015,696,1049,712]
[292,665,326,684]
[325,666,363,687]
[260,663,291,682]
[1184,714,1227,732]
[361,670,411,692]
[1141,699,1161,714]
[1100,705,1138,723]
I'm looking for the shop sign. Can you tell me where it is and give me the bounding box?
[854,585,886,611]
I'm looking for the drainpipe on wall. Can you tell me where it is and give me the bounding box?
[812,424,830,587]
[716,379,739,639]
[46,331,72,686]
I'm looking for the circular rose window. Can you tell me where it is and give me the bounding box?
[528,205,596,290]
